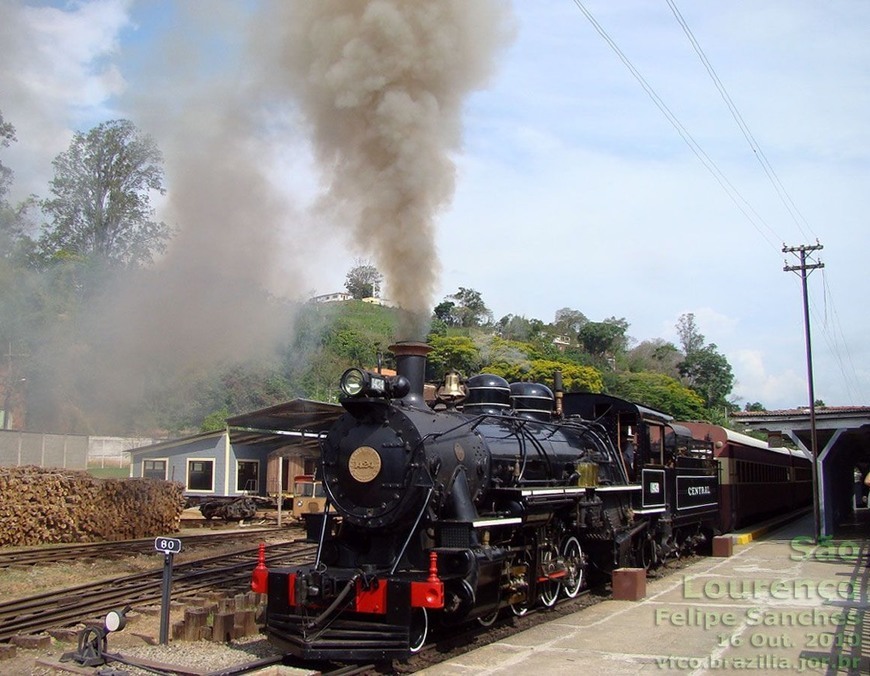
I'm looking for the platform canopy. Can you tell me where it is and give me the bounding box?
[226,399,343,451]
[731,406,870,536]
[731,406,870,463]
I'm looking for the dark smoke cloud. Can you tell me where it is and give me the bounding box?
[253,1,515,335]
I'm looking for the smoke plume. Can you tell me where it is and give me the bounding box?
[257,1,514,335]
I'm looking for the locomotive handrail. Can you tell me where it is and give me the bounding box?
[389,485,435,576]
[471,517,523,528]
[426,412,496,439]
[313,500,332,571]
[518,422,555,479]
[515,425,529,480]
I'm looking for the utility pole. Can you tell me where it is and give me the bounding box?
[2,341,27,430]
[783,241,824,544]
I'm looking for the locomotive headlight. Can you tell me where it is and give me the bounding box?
[340,368,389,398]
[340,368,368,397]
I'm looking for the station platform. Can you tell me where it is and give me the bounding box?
[419,513,870,675]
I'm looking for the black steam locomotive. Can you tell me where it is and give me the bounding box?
[255,342,719,662]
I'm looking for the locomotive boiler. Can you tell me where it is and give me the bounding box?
[256,342,719,662]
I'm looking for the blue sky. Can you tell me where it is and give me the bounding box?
[1,0,868,411]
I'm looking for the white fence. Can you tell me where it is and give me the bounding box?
[0,431,159,470]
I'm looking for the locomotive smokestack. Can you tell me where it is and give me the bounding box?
[390,342,432,407]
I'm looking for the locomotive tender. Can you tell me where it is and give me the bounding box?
[256,342,719,661]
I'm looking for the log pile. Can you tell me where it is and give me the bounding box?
[0,466,186,546]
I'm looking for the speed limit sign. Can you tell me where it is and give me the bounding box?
[154,537,183,555]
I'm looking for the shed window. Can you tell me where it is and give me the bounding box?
[143,460,167,480]
[188,460,214,491]
[237,460,259,493]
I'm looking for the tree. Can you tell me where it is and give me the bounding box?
[40,119,170,267]
[344,259,383,299]
[610,371,707,420]
[485,358,603,394]
[625,339,681,378]
[744,402,765,412]
[432,300,459,327]
[578,317,628,359]
[448,287,493,328]
[678,343,734,409]
[497,314,543,342]
[200,406,230,433]
[0,110,15,204]
[0,112,36,264]
[676,313,705,355]
[329,327,378,366]
[674,313,735,409]
[476,335,533,374]
[553,307,587,337]
[426,334,482,379]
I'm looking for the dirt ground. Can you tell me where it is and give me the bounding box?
[3,600,270,674]
[0,519,303,675]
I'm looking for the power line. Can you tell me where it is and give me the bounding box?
[664,1,861,406]
[665,0,817,243]
[571,0,782,252]
[572,2,862,407]
[809,275,866,403]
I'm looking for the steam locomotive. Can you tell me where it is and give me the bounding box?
[254,342,719,662]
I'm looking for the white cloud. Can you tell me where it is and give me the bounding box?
[0,0,132,199]
[22,0,129,104]
[732,349,807,410]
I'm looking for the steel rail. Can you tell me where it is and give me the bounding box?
[0,528,292,568]
[0,541,316,642]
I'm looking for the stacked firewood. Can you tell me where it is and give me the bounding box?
[0,465,186,546]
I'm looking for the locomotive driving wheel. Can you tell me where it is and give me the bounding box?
[635,533,657,570]
[561,536,585,598]
[477,607,499,627]
[538,545,560,608]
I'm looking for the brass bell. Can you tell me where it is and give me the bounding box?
[437,370,467,406]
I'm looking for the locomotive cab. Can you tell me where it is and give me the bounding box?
[562,392,720,561]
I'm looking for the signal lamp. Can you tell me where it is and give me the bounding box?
[104,606,130,633]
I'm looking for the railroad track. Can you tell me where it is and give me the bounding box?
[0,541,317,642]
[0,527,300,568]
